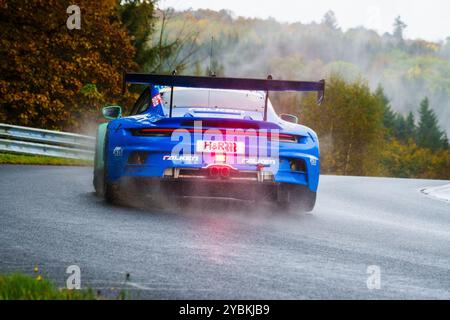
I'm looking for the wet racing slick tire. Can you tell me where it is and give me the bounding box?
[93,169,104,197]
[104,181,120,204]
[277,184,317,213]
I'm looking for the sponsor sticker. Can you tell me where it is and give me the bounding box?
[163,155,200,162]
[242,158,277,166]
[113,146,123,157]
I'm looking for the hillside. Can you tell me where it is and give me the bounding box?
[160,9,450,134]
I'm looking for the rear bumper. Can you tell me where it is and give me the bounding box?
[115,176,310,202]
[107,152,320,192]
[103,118,321,192]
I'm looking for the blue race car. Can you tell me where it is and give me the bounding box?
[93,73,324,212]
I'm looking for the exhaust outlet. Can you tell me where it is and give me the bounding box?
[220,167,230,177]
[210,166,220,177]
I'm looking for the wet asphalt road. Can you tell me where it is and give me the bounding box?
[1,165,449,299]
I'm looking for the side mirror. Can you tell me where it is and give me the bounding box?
[280,113,299,124]
[102,106,122,120]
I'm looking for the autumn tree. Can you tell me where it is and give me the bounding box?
[118,0,156,71]
[300,75,384,176]
[0,0,136,131]
[381,139,450,179]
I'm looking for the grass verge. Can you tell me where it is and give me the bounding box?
[0,273,97,300]
[0,152,92,166]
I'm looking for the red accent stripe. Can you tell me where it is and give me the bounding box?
[137,128,297,142]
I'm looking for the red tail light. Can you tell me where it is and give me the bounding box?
[133,128,175,136]
[277,134,298,143]
[132,128,299,143]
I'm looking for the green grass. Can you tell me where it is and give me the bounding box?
[0,152,92,166]
[0,273,97,300]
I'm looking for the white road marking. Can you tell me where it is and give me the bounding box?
[420,184,450,203]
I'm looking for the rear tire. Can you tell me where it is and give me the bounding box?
[104,182,120,204]
[102,130,120,205]
[93,169,104,196]
[300,189,316,213]
[277,185,317,213]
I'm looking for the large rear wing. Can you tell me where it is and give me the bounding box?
[123,73,325,120]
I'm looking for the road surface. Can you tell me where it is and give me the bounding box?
[0,165,449,299]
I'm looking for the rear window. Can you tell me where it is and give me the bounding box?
[161,88,265,113]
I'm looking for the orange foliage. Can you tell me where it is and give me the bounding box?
[0,0,137,131]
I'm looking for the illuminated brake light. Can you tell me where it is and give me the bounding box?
[277,134,298,143]
[134,128,174,136]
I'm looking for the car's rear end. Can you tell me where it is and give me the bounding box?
[101,74,324,212]
[107,119,318,200]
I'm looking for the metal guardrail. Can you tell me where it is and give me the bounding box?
[0,123,95,160]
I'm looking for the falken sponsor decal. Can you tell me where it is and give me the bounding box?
[242,158,277,165]
[163,155,200,162]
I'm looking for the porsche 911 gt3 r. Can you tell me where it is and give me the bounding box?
[93,74,324,212]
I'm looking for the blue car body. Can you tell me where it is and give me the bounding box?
[95,74,324,211]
